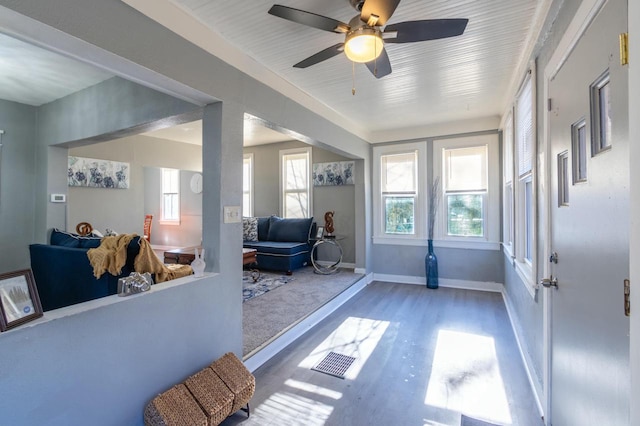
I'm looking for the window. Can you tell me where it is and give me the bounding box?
[161,168,180,223]
[433,135,499,249]
[280,147,311,218]
[590,70,611,155]
[382,152,417,234]
[373,142,427,243]
[443,145,487,237]
[571,118,587,183]
[514,69,536,285]
[243,153,253,217]
[502,111,515,253]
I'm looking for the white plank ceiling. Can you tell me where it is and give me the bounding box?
[168,0,541,137]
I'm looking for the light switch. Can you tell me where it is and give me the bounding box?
[223,206,241,223]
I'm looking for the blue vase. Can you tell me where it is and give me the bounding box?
[425,239,439,289]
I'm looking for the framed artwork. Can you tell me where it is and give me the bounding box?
[68,156,130,189]
[313,161,355,186]
[315,226,325,239]
[0,269,43,332]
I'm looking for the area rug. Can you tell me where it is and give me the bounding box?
[243,266,364,356]
[460,415,501,426]
[242,271,294,302]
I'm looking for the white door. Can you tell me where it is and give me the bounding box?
[546,0,629,424]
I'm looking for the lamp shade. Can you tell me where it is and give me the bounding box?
[344,28,383,63]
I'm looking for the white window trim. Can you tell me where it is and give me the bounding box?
[279,147,312,218]
[373,141,427,245]
[501,110,515,258]
[243,153,254,217]
[432,134,500,249]
[159,168,180,226]
[513,66,538,296]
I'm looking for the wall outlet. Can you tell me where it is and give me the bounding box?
[223,206,241,223]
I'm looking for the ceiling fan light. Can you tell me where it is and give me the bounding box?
[344,28,383,63]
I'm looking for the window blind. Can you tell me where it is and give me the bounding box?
[516,75,533,177]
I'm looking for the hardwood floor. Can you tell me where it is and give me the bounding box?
[224,282,543,426]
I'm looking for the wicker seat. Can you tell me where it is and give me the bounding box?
[210,352,256,415]
[185,368,234,426]
[144,352,254,426]
[144,384,208,426]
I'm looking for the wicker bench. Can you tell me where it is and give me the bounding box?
[144,352,255,426]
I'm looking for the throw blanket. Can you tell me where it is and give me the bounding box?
[134,238,192,283]
[87,234,192,283]
[87,234,135,278]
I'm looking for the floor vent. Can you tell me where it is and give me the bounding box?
[311,352,356,379]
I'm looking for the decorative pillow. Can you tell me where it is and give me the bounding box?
[50,228,102,248]
[242,217,258,242]
[267,216,314,243]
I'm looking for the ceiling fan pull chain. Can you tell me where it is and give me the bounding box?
[352,61,356,95]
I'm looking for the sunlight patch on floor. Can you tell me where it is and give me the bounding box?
[250,391,334,425]
[284,379,343,400]
[424,329,512,425]
[299,316,390,380]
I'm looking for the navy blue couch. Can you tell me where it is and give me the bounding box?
[29,229,142,311]
[242,216,315,274]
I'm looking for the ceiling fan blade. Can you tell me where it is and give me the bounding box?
[294,43,345,68]
[365,47,392,78]
[361,0,401,26]
[384,19,468,43]
[268,5,349,33]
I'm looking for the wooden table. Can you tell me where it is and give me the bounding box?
[164,246,202,265]
[243,248,257,266]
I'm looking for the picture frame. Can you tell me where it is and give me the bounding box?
[0,269,43,332]
[315,226,325,239]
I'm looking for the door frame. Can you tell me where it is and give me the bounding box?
[629,2,640,425]
[541,0,611,423]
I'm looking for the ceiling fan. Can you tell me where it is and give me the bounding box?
[268,0,469,79]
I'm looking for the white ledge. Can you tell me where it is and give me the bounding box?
[0,273,218,335]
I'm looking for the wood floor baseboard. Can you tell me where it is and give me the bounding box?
[373,273,504,293]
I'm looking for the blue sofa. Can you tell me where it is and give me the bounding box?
[242,216,315,274]
[29,229,142,311]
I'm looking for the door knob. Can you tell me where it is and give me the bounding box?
[540,277,558,289]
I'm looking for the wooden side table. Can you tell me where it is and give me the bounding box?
[164,246,202,265]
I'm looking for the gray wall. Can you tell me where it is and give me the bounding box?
[371,132,504,284]
[244,141,357,264]
[0,99,37,273]
[500,0,584,396]
[68,135,202,247]
[0,0,371,424]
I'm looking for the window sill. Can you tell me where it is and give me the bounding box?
[159,220,181,226]
[373,236,500,250]
[512,257,537,299]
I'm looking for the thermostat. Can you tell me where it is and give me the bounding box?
[50,194,66,203]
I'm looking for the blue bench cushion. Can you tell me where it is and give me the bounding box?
[242,241,309,256]
[243,241,311,272]
[50,228,102,248]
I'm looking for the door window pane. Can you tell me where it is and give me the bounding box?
[447,194,484,237]
[558,151,569,206]
[590,71,612,155]
[571,119,587,183]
